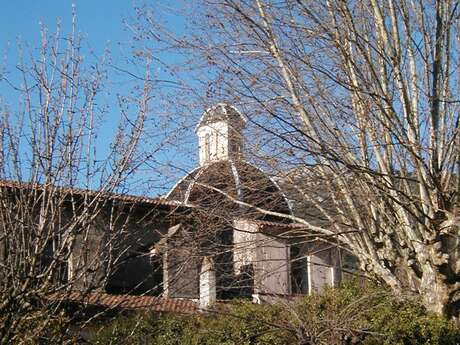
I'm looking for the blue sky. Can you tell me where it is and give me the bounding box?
[0,1,138,94]
[0,1,132,53]
[0,1,198,195]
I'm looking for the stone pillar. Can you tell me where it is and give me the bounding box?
[199,256,216,309]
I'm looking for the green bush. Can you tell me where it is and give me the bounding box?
[193,301,293,345]
[0,309,76,344]
[291,280,460,345]
[92,302,294,345]
[362,296,460,345]
[90,282,460,345]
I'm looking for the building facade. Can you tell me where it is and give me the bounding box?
[0,104,353,308]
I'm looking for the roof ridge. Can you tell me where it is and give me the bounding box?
[196,103,246,131]
[0,179,191,208]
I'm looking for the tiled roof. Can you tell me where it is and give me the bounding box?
[243,219,341,240]
[196,103,246,129]
[238,218,307,230]
[0,179,192,209]
[167,160,291,218]
[251,219,306,229]
[48,292,198,313]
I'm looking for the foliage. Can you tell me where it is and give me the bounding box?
[134,0,460,317]
[90,282,460,345]
[291,280,460,345]
[92,302,293,345]
[0,309,76,344]
[290,281,376,344]
[0,8,152,344]
[362,296,460,345]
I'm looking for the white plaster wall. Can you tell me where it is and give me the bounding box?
[233,220,290,295]
[309,251,333,293]
[306,242,338,294]
[233,220,258,275]
[197,121,229,165]
[199,257,216,309]
[254,233,290,295]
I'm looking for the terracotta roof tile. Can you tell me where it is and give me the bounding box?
[48,292,198,314]
[239,218,307,229]
[257,220,306,229]
[0,179,193,209]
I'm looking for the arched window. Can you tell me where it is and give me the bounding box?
[230,140,240,154]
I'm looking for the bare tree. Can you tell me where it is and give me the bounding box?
[132,0,460,319]
[0,14,156,343]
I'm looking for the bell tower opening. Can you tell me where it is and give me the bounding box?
[196,103,246,166]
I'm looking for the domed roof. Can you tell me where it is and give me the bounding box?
[197,103,246,130]
[167,160,291,221]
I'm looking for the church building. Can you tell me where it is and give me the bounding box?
[0,104,351,309]
[158,103,346,304]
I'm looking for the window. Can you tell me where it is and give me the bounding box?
[230,140,240,155]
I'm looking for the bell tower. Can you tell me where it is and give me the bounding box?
[196,103,246,166]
